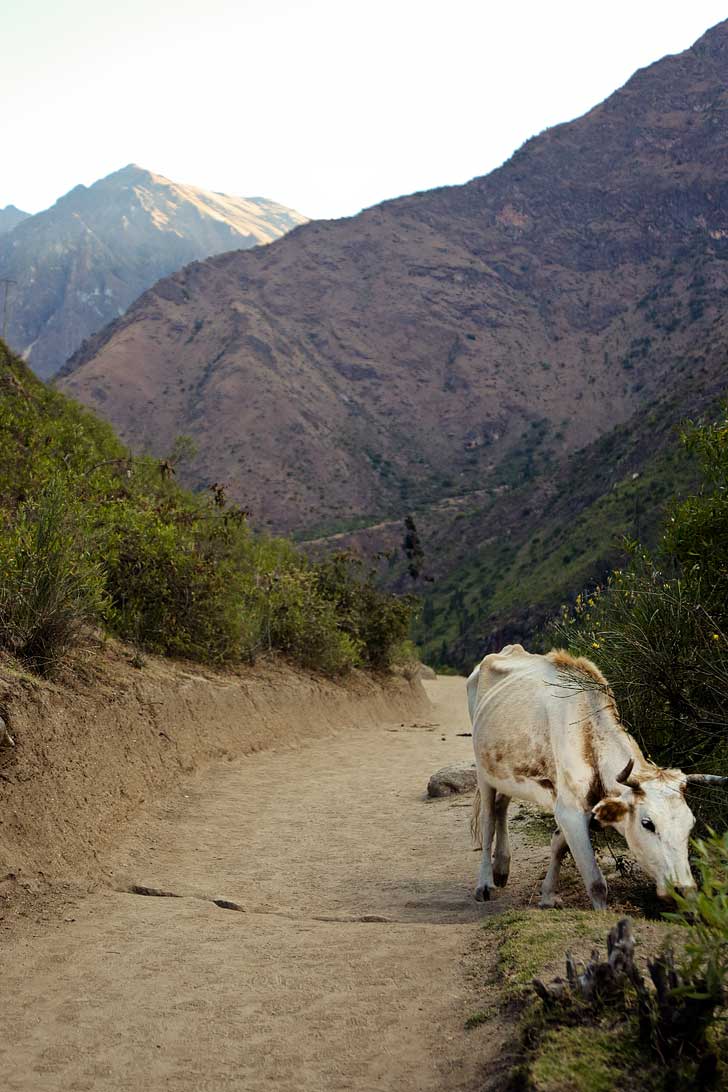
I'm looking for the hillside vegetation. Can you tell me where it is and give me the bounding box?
[413,359,726,669]
[557,408,728,798]
[0,340,413,676]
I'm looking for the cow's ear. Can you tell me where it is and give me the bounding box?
[592,797,629,827]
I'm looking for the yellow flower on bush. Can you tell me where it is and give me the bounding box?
[713,633,721,641]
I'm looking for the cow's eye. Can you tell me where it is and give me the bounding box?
[641,817,656,833]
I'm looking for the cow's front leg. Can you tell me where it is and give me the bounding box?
[539,829,568,909]
[492,793,511,887]
[553,800,608,910]
[475,782,497,901]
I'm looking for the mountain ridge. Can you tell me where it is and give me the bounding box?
[1,165,307,377]
[0,205,30,235]
[58,21,728,659]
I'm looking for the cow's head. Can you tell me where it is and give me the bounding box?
[593,759,697,898]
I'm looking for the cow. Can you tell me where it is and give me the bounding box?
[467,644,727,910]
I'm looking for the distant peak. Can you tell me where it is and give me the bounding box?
[102,164,163,185]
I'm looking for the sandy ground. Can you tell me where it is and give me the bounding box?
[0,676,547,1092]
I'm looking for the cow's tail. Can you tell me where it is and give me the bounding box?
[470,787,482,849]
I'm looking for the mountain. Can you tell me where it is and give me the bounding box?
[0,166,307,377]
[59,22,728,659]
[0,206,30,235]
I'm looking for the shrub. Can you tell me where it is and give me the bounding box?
[0,478,108,674]
[552,409,728,824]
[0,341,417,678]
[256,567,361,675]
[102,508,249,663]
[314,552,417,671]
[666,829,728,1014]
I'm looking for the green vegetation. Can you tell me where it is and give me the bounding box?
[0,479,108,672]
[484,909,616,998]
[665,830,728,1019]
[0,341,415,676]
[478,910,655,1090]
[555,411,728,822]
[416,426,698,669]
[463,1009,492,1030]
[482,902,728,1091]
[530,1025,637,1092]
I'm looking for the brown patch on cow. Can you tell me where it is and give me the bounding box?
[623,764,682,798]
[593,798,629,825]
[513,758,556,784]
[547,649,609,688]
[547,648,621,720]
[581,720,605,809]
[538,778,555,795]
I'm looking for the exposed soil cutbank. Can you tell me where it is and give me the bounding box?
[0,645,427,902]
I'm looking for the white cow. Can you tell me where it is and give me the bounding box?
[468,644,724,909]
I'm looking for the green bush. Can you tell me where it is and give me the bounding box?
[257,567,361,675]
[102,507,249,663]
[666,829,728,1012]
[0,341,417,677]
[0,478,108,674]
[552,409,728,823]
[314,552,417,671]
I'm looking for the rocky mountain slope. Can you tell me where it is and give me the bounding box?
[60,23,728,539]
[1,166,307,377]
[59,23,728,660]
[0,206,30,234]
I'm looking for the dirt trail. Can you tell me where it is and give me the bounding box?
[0,677,544,1092]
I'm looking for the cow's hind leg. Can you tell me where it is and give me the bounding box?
[554,801,608,910]
[538,829,568,909]
[474,781,497,902]
[492,793,511,887]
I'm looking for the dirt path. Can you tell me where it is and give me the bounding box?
[0,677,544,1092]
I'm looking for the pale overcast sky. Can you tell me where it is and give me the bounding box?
[3,1,727,220]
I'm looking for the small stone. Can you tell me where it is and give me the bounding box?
[427,763,477,797]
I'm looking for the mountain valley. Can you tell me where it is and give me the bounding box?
[56,22,728,665]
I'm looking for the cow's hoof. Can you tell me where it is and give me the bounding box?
[537,896,563,910]
[589,881,608,911]
[493,870,509,888]
[474,885,491,902]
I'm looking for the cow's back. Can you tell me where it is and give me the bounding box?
[471,646,561,807]
[475,644,543,707]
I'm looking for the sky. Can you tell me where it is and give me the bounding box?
[3,1,728,221]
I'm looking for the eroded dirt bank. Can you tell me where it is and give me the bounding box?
[0,648,427,900]
[0,674,531,1092]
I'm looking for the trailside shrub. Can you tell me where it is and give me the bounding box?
[558,563,728,773]
[102,508,250,663]
[662,416,728,616]
[0,340,125,509]
[0,478,108,674]
[0,341,418,677]
[552,409,728,824]
[255,567,362,675]
[314,552,417,671]
[666,830,728,1017]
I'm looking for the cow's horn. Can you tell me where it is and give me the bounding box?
[686,773,728,785]
[616,758,635,784]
